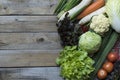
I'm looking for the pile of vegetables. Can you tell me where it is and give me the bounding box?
[95,52,120,80]
[54,0,120,79]
[97,52,118,79]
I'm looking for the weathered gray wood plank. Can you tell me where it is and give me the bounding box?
[0,33,61,50]
[0,67,63,80]
[0,16,57,32]
[0,50,61,67]
[0,0,58,15]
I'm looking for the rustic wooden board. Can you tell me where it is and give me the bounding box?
[0,0,58,15]
[0,0,63,79]
[0,33,61,50]
[0,67,63,80]
[0,50,61,67]
[0,16,57,32]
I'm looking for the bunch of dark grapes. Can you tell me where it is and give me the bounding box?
[56,13,82,47]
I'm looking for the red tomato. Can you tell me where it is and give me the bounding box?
[97,69,107,79]
[102,61,114,73]
[107,52,119,62]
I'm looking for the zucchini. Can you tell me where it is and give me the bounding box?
[90,31,119,79]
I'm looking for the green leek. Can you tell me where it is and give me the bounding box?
[58,0,92,22]
[57,0,81,18]
[54,0,68,14]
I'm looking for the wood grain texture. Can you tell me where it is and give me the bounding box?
[0,50,61,67]
[0,33,61,50]
[0,67,63,80]
[0,0,58,15]
[0,0,63,79]
[0,16,57,32]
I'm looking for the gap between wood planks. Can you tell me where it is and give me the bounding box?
[0,0,58,15]
[0,50,61,67]
[0,14,56,16]
[0,67,63,80]
[0,16,58,33]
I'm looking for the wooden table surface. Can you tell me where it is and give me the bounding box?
[0,0,63,80]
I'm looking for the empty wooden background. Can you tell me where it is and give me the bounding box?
[0,0,64,80]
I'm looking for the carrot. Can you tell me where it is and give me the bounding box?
[78,7,105,25]
[77,0,105,19]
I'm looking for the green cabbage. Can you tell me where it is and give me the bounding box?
[79,31,102,54]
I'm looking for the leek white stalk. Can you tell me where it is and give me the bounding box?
[79,7,105,25]
[106,0,120,33]
[58,0,92,22]
[57,0,81,18]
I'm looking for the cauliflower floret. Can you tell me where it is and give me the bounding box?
[90,14,110,35]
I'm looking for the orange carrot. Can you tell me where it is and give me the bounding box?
[77,0,105,19]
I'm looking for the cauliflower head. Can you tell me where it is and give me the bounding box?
[90,14,110,35]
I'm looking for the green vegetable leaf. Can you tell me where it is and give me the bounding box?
[106,0,120,33]
[56,46,95,80]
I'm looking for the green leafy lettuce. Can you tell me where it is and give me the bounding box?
[56,46,95,80]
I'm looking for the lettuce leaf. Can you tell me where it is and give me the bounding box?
[56,46,95,80]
